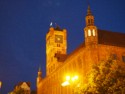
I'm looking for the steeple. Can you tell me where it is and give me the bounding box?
[84,5,98,46]
[87,5,92,16]
[38,66,42,77]
[85,5,94,26]
[37,66,42,88]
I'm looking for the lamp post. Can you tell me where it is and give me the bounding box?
[61,75,79,94]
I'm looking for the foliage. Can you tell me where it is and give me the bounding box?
[75,58,125,94]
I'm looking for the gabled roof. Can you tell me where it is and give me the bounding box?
[15,82,30,88]
[65,29,125,60]
[98,29,125,47]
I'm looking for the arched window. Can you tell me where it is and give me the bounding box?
[57,44,60,47]
[88,19,90,25]
[92,29,96,36]
[85,31,87,37]
[88,29,91,36]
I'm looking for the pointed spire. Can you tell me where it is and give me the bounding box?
[38,66,42,72]
[87,5,92,16]
[38,66,42,78]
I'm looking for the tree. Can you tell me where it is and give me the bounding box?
[75,58,125,94]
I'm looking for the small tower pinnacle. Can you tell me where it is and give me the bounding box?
[38,66,41,72]
[87,5,92,16]
[37,66,42,87]
[84,5,98,46]
[85,5,94,26]
[38,66,42,77]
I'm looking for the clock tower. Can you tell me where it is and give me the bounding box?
[46,26,67,76]
[84,5,98,46]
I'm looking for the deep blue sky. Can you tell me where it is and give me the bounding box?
[0,0,125,93]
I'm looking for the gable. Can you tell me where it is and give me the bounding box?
[20,82,30,90]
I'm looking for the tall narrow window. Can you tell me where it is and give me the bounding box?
[88,29,91,36]
[92,29,95,36]
[57,44,60,47]
[91,19,93,25]
[85,31,87,37]
[88,19,90,25]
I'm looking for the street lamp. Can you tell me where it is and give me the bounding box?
[61,81,70,87]
[61,75,79,94]
[61,75,79,86]
[71,75,78,82]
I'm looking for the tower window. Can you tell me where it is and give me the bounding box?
[91,19,94,25]
[92,29,95,36]
[122,56,125,62]
[88,29,91,36]
[85,31,87,37]
[88,19,90,25]
[57,44,60,47]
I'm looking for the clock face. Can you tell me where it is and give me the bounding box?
[55,35,63,43]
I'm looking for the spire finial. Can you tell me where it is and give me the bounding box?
[87,5,92,16]
[38,65,41,72]
[86,0,92,16]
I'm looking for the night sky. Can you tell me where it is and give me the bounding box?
[0,0,125,93]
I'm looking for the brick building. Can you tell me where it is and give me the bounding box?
[36,6,125,94]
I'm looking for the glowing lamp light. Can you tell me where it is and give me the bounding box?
[62,75,79,87]
[61,81,70,87]
[66,76,70,81]
[74,75,78,80]
[71,75,78,81]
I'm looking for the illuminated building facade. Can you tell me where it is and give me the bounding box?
[36,6,125,94]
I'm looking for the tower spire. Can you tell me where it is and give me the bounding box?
[85,5,94,26]
[38,66,42,78]
[87,5,92,16]
[38,66,41,72]
[84,5,98,46]
[37,66,42,87]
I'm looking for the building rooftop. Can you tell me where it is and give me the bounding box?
[66,30,125,60]
[98,29,125,47]
[15,82,30,88]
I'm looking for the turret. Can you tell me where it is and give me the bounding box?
[37,67,42,87]
[84,5,98,46]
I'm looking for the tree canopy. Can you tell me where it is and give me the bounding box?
[75,58,125,94]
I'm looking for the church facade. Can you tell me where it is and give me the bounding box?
[36,6,125,94]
